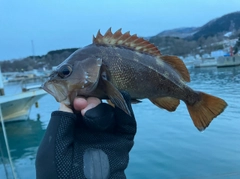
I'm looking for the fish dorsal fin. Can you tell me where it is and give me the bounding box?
[160,55,190,82]
[93,28,162,57]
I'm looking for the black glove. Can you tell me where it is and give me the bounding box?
[76,91,136,179]
[36,92,137,179]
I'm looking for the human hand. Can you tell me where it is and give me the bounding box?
[57,92,136,178]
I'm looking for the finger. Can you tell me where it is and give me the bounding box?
[81,97,101,116]
[59,103,73,113]
[73,97,88,111]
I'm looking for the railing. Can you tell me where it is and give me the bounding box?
[20,76,48,92]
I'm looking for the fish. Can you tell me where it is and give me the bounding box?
[43,28,227,131]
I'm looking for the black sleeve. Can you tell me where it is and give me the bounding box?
[35,111,76,179]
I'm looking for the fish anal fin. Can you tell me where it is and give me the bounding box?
[93,28,162,57]
[160,55,190,82]
[186,92,227,131]
[149,97,180,112]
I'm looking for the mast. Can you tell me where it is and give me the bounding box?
[31,40,35,61]
[0,67,5,96]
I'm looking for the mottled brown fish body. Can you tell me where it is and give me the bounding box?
[86,45,191,100]
[43,28,227,131]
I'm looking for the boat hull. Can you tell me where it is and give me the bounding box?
[217,56,240,68]
[194,58,217,68]
[0,89,47,122]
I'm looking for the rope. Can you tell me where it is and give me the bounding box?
[0,142,10,179]
[0,104,17,179]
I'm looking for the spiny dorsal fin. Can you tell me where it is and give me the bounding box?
[93,28,162,57]
[160,55,190,82]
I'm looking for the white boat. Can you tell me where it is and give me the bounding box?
[0,88,47,122]
[217,55,240,67]
[193,58,217,68]
[0,69,47,122]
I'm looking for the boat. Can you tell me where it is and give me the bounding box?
[217,55,240,67]
[193,55,240,68]
[0,69,47,122]
[0,88,47,122]
[193,57,217,68]
[0,68,47,179]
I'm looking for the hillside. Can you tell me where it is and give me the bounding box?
[192,11,240,40]
[0,48,78,72]
[156,27,199,38]
[148,11,240,56]
[153,11,240,40]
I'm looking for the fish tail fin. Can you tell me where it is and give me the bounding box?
[186,92,227,131]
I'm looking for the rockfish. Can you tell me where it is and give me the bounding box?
[43,28,227,131]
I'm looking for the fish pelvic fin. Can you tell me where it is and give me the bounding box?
[186,92,227,131]
[93,28,162,57]
[160,55,190,82]
[149,97,180,112]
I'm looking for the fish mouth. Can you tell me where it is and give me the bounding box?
[42,81,68,102]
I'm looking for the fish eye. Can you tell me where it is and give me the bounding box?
[58,65,72,78]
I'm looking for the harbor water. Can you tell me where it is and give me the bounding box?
[0,66,240,179]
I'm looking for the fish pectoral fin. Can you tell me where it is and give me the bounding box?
[101,78,131,116]
[149,97,180,112]
[186,92,227,131]
[160,55,190,82]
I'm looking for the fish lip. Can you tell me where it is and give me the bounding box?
[42,82,54,97]
[42,81,68,102]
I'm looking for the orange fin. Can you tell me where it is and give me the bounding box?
[186,92,227,131]
[160,55,190,82]
[149,97,180,112]
[93,28,161,57]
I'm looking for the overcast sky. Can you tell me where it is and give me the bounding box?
[0,0,239,60]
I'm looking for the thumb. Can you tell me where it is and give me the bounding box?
[73,97,101,116]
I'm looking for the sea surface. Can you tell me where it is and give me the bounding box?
[0,66,240,179]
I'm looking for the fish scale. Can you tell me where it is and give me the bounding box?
[43,28,227,131]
